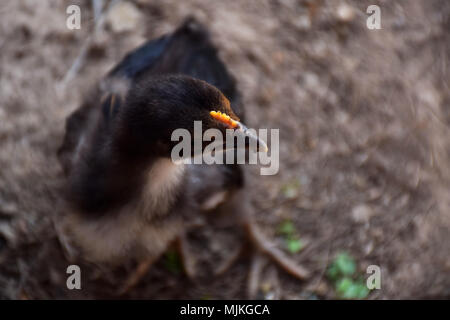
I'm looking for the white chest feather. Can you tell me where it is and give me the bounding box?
[139,159,186,217]
[60,159,186,263]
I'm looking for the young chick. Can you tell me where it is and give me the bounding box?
[57,18,307,296]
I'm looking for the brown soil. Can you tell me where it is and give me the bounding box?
[0,0,449,299]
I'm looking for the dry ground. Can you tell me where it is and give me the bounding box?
[0,0,449,299]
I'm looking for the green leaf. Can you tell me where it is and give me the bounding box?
[336,278,369,299]
[286,238,303,253]
[327,252,356,281]
[326,264,340,281]
[327,252,370,299]
[355,283,370,299]
[343,285,359,299]
[278,220,296,236]
[336,277,353,294]
[334,252,356,276]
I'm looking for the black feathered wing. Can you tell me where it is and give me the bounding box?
[108,17,243,117]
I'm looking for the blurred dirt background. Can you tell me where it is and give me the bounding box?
[0,0,449,299]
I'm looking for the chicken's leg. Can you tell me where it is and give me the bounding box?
[117,233,197,295]
[117,257,155,295]
[213,216,310,298]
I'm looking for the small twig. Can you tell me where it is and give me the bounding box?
[61,0,119,88]
[308,238,332,295]
[245,220,310,280]
[214,243,246,276]
[247,253,266,299]
[176,234,196,279]
[117,257,154,296]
